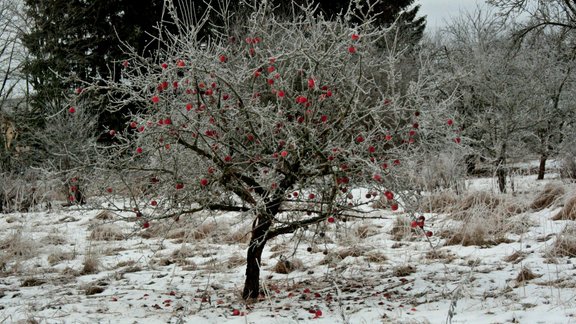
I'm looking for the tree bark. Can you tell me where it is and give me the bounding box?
[537,154,547,180]
[242,213,271,300]
[497,143,507,193]
[497,167,506,193]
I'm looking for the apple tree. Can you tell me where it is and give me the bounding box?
[87,0,457,300]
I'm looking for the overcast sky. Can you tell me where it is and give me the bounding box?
[419,0,489,30]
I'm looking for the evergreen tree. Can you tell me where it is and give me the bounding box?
[272,0,426,44]
[21,0,164,132]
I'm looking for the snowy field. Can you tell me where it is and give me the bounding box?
[1,174,576,324]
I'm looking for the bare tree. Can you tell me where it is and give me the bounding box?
[488,0,576,40]
[0,0,29,170]
[436,8,576,190]
[87,0,456,300]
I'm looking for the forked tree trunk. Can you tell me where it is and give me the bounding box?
[537,154,547,180]
[242,214,272,300]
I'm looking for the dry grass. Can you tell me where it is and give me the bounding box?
[425,249,456,262]
[503,251,527,264]
[439,191,529,247]
[450,191,501,220]
[354,223,379,238]
[94,210,115,221]
[551,194,576,221]
[89,224,124,241]
[80,249,100,275]
[223,224,251,244]
[193,221,218,240]
[419,191,458,213]
[272,258,304,274]
[40,234,67,246]
[21,277,47,287]
[530,183,565,211]
[319,247,365,266]
[365,251,388,263]
[460,191,501,210]
[139,222,170,239]
[546,225,576,258]
[393,264,416,277]
[515,266,541,283]
[0,230,38,273]
[47,250,76,265]
[0,231,38,259]
[390,217,413,241]
[171,245,195,259]
[226,255,246,269]
[441,228,512,247]
[83,280,108,295]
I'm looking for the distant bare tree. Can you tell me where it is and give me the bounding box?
[0,0,29,170]
[488,0,576,40]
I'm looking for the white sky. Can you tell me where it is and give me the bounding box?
[419,0,489,30]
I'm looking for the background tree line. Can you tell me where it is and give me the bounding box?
[0,0,574,205]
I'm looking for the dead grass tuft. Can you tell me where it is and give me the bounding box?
[516,266,541,283]
[530,183,565,211]
[223,224,251,244]
[546,224,576,258]
[41,234,67,246]
[83,280,108,295]
[139,222,170,239]
[21,277,47,287]
[393,264,416,277]
[89,224,124,241]
[419,191,458,213]
[551,194,576,221]
[365,251,388,263]
[272,258,304,274]
[319,247,364,266]
[425,249,455,262]
[441,227,512,247]
[226,255,246,269]
[338,247,364,259]
[354,223,379,238]
[0,230,38,259]
[193,221,218,240]
[47,250,75,265]
[460,191,501,210]
[171,245,195,259]
[80,250,100,275]
[390,217,412,241]
[503,251,527,264]
[94,210,115,221]
[441,192,528,247]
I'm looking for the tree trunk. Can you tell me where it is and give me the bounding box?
[497,167,506,193]
[537,154,547,180]
[242,214,272,300]
[497,143,507,193]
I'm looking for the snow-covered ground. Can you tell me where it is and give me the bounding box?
[1,175,575,323]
